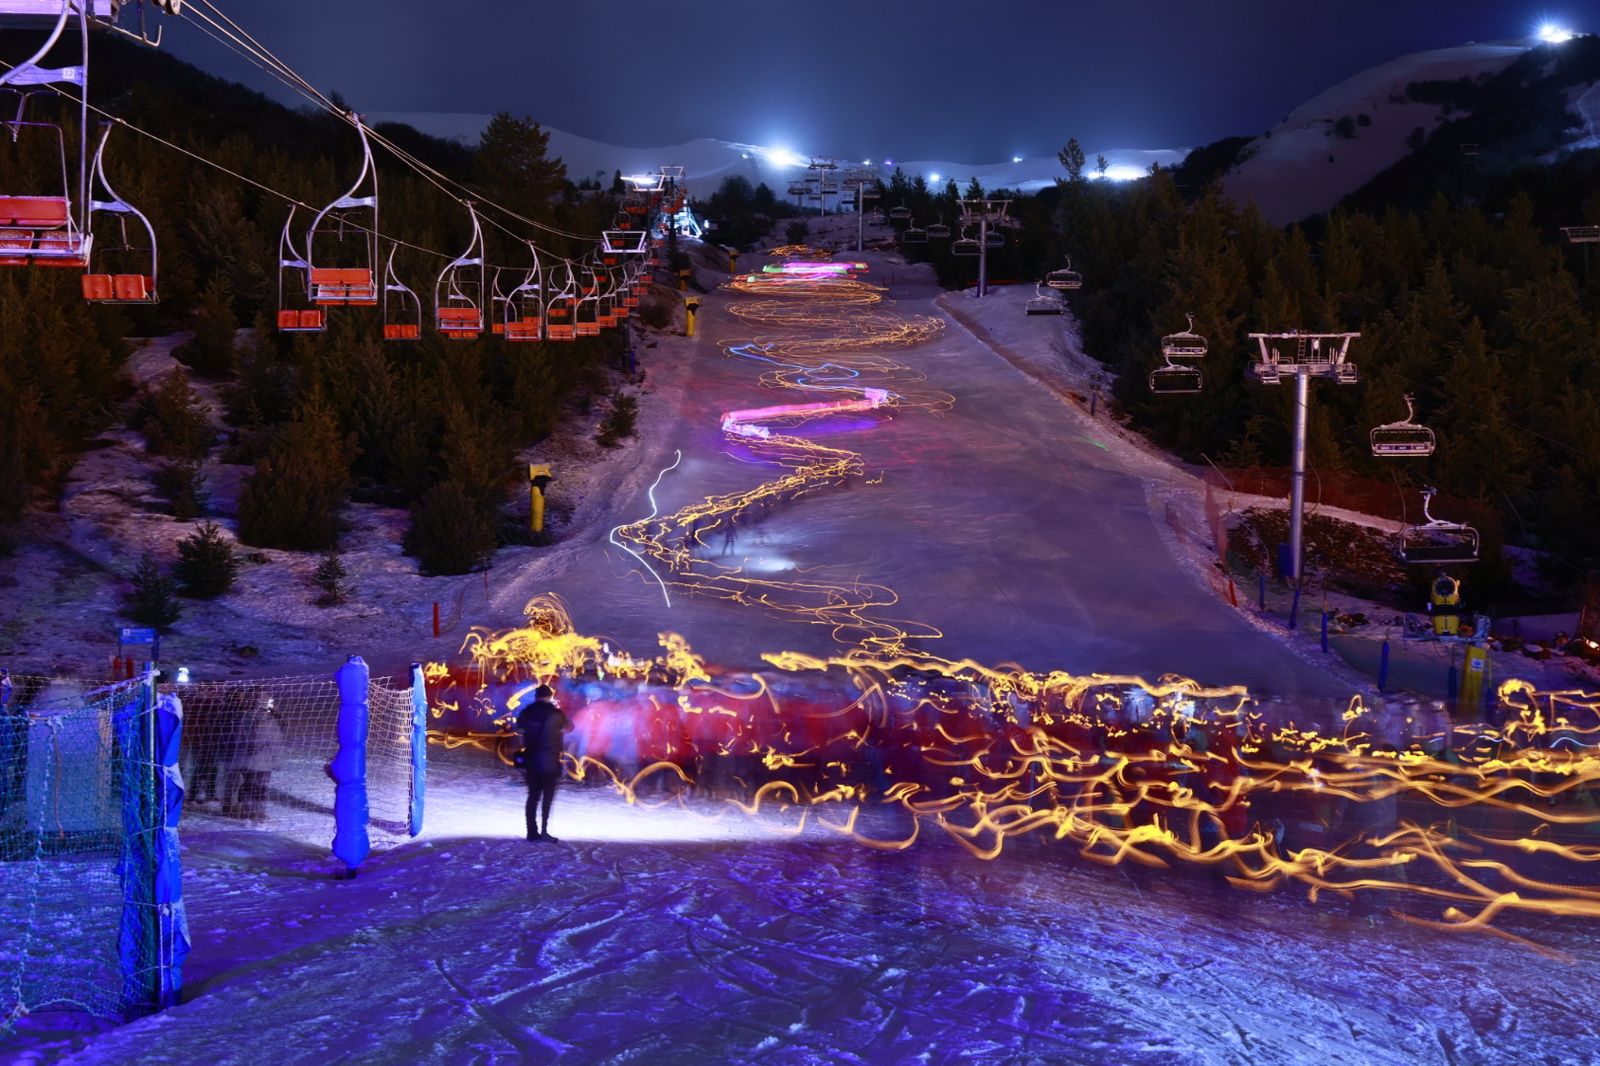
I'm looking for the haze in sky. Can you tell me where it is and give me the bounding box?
[166,1,1600,160]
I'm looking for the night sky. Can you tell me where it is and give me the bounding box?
[161,1,1600,160]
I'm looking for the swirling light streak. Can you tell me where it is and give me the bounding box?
[608,449,682,609]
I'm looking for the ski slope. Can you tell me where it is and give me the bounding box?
[1220,41,1529,224]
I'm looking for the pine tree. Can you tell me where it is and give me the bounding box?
[597,392,639,447]
[175,276,238,378]
[1057,138,1086,183]
[404,480,496,575]
[312,552,351,606]
[126,554,182,630]
[138,367,214,459]
[152,460,208,519]
[174,521,239,598]
[474,113,566,222]
[237,394,353,551]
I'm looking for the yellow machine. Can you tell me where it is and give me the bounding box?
[1430,573,1460,636]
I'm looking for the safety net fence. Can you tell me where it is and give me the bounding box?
[1,668,421,1033]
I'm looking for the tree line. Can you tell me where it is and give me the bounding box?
[0,32,657,591]
[1043,142,1600,603]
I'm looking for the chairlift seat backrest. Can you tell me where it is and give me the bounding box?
[1401,542,1479,565]
[0,196,69,227]
[276,309,326,332]
[1370,427,1435,457]
[1150,365,1203,394]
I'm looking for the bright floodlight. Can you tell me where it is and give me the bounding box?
[1012,155,1023,163]
[1090,164,1148,182]
[1538,22,1574,42]
[761,146,805,167]
[930,172,941,182]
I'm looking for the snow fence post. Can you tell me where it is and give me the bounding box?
[331,655,371,877]
[408,662,426,837]
[115,673,155,1017]
[1378,640,1391,692]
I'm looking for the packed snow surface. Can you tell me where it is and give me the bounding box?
[16,753,1600,1065]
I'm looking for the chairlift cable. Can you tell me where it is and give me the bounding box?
[0,56,457,263]
[186,1,611,248]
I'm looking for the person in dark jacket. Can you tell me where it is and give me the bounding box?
[517,684,573,842]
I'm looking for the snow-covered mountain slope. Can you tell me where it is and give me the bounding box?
[368,111,1183,196]
[1220,41,1532,225]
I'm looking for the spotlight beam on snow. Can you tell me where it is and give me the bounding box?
[610,450,682,608]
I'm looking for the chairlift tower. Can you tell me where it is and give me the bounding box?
[959,199,1010,297]
[807,158,838,217]
[1562,224,1600,284]
[1247,330,1361,584]
[839,169,877,252]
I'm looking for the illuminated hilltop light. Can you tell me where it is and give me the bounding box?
[1012,155,1024,164]
[1538,22,1575,42]
[929,172,941,183]
[1092,164,1148,182]
[759,145,806,168]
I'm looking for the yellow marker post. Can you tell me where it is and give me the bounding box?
[684,297,701,338]
[728,250,739,275]
[528,463,553,533]
[678,268,691,292]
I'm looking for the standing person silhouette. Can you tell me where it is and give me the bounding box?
[517,684,573,842]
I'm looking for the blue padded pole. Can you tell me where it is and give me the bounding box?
[1378,640,1391,693]
[331,656,371,877]
[153,691,189,1008]
[408,662,427,837]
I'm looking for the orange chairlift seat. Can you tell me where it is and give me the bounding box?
[575,264,603,338]
[381,245,421,339]
[0,3,92,269]
[544,263,578,342]
[494,244,544,341]
[307,114,379,306]
[81,124,157,302]
[276,206,325,332]
[434,201,485,340]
